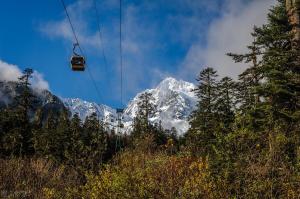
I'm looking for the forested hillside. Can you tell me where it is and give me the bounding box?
[1,0,300,198]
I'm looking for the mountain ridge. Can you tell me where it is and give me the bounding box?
[63,77,197,135]
[0,80,68,122]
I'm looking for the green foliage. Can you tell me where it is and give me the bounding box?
[0,69,109,174]
[184,1,300,197]
[215,77,236,130]
[0,109,18,156]
[82,113,107,171]
[61,113,108,173]
[0,69,37,156]
[186,68,217,155]
[131,92,171,148]
[132,92,157,137]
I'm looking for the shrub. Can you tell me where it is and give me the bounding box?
[72,144,214,198]
[0,158,80,198]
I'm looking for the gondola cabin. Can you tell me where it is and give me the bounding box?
[71,55,85,71]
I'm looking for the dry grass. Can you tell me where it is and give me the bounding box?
[0,158,80,198]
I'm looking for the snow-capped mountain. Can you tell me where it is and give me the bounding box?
[62,77,197,135]
[63,98,118,125]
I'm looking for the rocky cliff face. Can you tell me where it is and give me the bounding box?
[0,81,68,121]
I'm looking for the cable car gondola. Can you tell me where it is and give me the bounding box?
[71,43,85,71]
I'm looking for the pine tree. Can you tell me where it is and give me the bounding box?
[104,128,119,161]
[54,109,70,162]
[223,1,300,196]
[16,68,35,115]
[64,113,83,169]
[228,41,262,113]
[0,109,23,156]
[186,67,219,156]
[151,121,168,146]
[137,92,157,129]
[32,108,43,156]
[13,68,36,156]
[82,112,107,171]
[131,116,143,139]
[33,110,59,159]
[215,77,236,130]
[251,0,300,165]
[132,92,157,138]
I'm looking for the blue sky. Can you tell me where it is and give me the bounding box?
[0,0,275,107]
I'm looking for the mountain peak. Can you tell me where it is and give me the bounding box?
[157,77,195,95]
[160,76,177,83]
[158,77,181,86]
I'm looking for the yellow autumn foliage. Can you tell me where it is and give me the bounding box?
[71,149,214,199]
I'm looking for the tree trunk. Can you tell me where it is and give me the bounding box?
[286,0,300,47]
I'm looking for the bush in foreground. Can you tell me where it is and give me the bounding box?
[0,158,80,198]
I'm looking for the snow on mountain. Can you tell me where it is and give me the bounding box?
[62,77,197,135]
[63,98,118,124]
[125,77,197,134]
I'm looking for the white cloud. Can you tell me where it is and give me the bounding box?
[0,60,22,81]
[179,0,276,79]
[31,71,50,91]
[0,60,22,82]
[40,0,102,52]
[0,60,49,91]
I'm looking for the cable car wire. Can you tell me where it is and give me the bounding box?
[86,63,103,102]
[92,0,109,75]
[59,0,103,102]
[119,0,123,106]
[60,0,82,54]
[92,0,114,95]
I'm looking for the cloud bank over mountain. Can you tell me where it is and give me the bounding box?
[0,60,49,91]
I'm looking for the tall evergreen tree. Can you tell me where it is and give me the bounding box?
[186,67,219,156]
[48,110,70,162]
[251,0,300,165]
[16,68,35,116]
[54,109,70,161]
[228,41,263,113]
[33,110,58,158]
[64,113,84,169]
[224,1,300,196]
[151,121,168,146]
[14,68,36,155]
[137,92,157,128]
[32,108,45,157]
[82,113,107,171]
[132,92,157,138]
[0,109,23,156]
[216,77,236,130]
